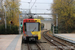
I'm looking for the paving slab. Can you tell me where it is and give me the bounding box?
[0,35,22,50]
[54,34,75,44]
[15,35,22,50]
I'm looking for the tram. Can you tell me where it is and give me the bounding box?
[22,18,41,41]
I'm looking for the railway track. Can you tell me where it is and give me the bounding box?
[22,30,75,50]
[43,31,74,50]
[36,43,45,50]
[22,42,45,50]
[27,42,45,50]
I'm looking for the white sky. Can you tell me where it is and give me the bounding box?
[20,0,53,18]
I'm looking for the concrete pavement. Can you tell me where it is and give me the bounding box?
[0,35,22,50]
[54,34,75,44]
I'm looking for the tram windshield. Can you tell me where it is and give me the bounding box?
[25,23,40,31]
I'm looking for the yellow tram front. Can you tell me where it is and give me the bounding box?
[23,19,41,41]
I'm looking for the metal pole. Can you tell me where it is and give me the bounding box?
[53,20,54,35]
[19,14,20,34]
[56,14,58,34]
[56,14,58,26]
[4,6,7,29]
[19,14,21,34]
[25,11,26,19]
[28,2,30,10]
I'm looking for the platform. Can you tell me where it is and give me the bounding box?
[0,34,22,50]
[54,34,75,44]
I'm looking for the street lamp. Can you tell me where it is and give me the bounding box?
[4,5,7,29]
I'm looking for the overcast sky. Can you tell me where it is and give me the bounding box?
[20,0,53,18]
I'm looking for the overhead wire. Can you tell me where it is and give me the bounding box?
[27,0,32,9]
[20,2,51,4]
[19,8,50,10]
[31,0,37,9]
[20,0,51,13]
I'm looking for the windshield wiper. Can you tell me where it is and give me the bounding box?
[32,27,36,32]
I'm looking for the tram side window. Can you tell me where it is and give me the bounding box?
[24,23,26,31]
[38,23,40,31]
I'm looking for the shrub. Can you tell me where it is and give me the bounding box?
[0,24,19,34]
